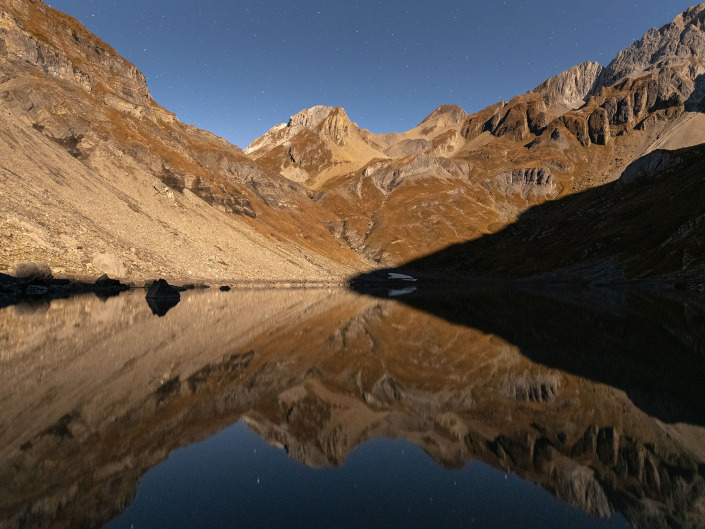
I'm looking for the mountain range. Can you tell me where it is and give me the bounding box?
[2,0,705,286]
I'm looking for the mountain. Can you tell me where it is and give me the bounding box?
[248,4,705,268]
[0,0,367,282]
[2,0,705,284]
[353,143,705,289]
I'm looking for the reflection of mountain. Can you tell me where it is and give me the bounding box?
[350,287,705,427]
[1,289,704,529]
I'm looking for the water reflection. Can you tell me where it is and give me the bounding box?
[145,295,181,317]
[0,288,703,529]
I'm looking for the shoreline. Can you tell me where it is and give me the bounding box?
[0,271,354,309]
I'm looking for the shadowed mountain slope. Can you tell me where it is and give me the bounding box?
[351,143,705,288]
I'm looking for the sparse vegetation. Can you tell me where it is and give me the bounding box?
[12,262,53,281]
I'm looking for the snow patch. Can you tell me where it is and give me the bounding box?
[388,273,417,282]
[389,287,417,297]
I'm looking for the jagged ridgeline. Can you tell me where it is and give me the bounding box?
[247,5,705,273]
[2,0,705,284]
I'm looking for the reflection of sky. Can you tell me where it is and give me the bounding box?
[47,1,682,149]
[104,420,631,529]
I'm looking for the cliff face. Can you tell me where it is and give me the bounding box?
[535,61,604,109]
[0,0,155,115]
[0,0,367,281]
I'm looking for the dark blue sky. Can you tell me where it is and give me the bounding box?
[47,1,687,148]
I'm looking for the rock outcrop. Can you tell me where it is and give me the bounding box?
[535,61,604,109]
[598,3,705,87]
[491,167,560,198]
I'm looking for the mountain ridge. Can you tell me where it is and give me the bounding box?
[2,0,705,283]
[244,3,705,266]
[0,0,370,282]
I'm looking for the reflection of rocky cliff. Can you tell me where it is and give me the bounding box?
[1,289,704,529]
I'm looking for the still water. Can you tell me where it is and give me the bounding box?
[1,287,703,529]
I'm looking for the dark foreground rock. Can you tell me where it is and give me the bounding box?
[145,279,183,299]
[0,272,130,308]
[145,279,182,316]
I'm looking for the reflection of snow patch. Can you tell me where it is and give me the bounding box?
[388,273,417,282]
[389,287,417,297]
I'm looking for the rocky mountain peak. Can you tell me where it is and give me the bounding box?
[673,3,705,29]
[288,105,339,130]
[599,3,705,87]
[245,105,353,155]
[419,104,468,126]
[534,61,604,109]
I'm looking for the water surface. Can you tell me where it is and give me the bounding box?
[1,287,703,529]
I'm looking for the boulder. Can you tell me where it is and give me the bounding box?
[12,262,52,283]
[94,273,127,290]
[145,279,181,299]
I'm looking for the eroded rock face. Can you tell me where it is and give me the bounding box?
[494,102,530,140]
[362,154,469,194]
[460,101,506,140]
[535,61,604,108]
[588,107,610,145]
[0,0,158,117]
[288,106,336,130]
[491,167,560,198]
[559,114,590,147]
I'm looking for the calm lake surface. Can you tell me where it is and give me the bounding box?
[1,287,704,529]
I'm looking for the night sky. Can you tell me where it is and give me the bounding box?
[47,0,687,148]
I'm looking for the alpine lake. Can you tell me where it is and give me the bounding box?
[2,283,704,529]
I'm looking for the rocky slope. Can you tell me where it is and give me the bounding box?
[247,4,705,267]
[2,288,704,529]
[356,143,705,289]
[0,0,368,282]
